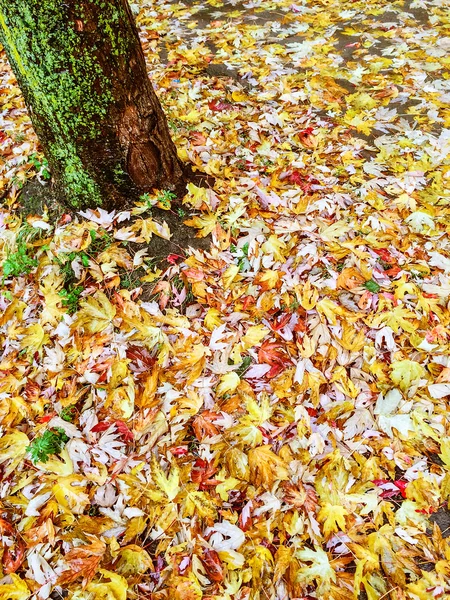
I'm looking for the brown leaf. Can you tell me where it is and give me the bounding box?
[57,536,106,588]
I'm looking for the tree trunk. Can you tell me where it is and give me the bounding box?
[0,0,187,210]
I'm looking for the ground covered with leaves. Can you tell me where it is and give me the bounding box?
[1,0,450,598]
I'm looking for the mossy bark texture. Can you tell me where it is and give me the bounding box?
[0,0,187,209]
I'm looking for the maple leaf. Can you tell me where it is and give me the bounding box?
[84,569,128,600]
[192,413,219,440]
[208,99,231,111]
[216,371,240,396]
[248,445,289,487]
[258,340,286,366]
[201,549,224,582]
[151,455,180,501]
[191,458,218,488]
[184,490,217,519]
[75,291,116,333]
[0,574,30,600]
[390,360,425,393]
[53,475,90,514]
[58,537,106,588]
[317,503,349,538]
[20,323,49,356]
[0,431,30,476]
[114,545,152,576]
[184,213,217,237]
[296,547,336,594]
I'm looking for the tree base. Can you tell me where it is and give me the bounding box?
[17,178,211,263]
[18,179,65,222]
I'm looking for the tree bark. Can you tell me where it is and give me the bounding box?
[0,0,187,210]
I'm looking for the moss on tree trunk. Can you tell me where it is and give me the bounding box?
[0,0,187,210]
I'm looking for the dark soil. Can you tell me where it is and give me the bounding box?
[430,506,450,538]
[17,179,64,222]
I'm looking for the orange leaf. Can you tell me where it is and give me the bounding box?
[58,536,106,588]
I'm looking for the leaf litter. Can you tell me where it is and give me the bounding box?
[1,0,450,598]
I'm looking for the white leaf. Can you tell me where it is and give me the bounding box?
[253,492,281,516]
[244,364,271,379]
[25,492,52,517]
[375,388,402,415]
[428,252,450,273]
[78,208,116,228]
[428,383,450,399]
[47,416,82,438]
[207,520,245,551]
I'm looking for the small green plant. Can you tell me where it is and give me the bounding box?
[60,405,76,422]
[27,427,69,464]
[29,152,51,180]
[157,190,177,209]
[120,271,139,290]
[139,192,155,212]
[89,229,112,253]
[2,243,38,280]
[177,207,186,218]
[59,285,83,314]
[232,242,250,272]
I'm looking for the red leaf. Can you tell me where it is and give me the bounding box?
[385,266,401,277]
[270,313,291,331]
[167,253,183,264]
[394,479,408,498]
[299,127,314,136]
[91,422,110,433]
[170,446,189,456]
[191,458,218,488]
[266,363,286,379]
[2,541,25,574]
[201,549,224,582]
[373,248,394,264]
[114,420,134,443]
[258,341,286,366]
[208,99,231,111]
[126,345,156,369]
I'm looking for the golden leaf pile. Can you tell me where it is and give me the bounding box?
[1,0,450,598]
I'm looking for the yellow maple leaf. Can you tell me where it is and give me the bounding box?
[295,280,319,310]
[85,569,127,600]
[222,264,240,290]
[241,325,269,350]
[296,547,336,595]
[248,445,289,487]
[184,490,217,519]
[20,323,49,355]
[204,307,222,330]
[53,475,90,514]
[38,447,74,476]
[76,291,116,333]
[0,574,30,600]
[317,503,349,537]
[139,218,171,242]
[217,371,240,396]
[390,360,426,392]
[261,235,286,261]
[439,437,450,469]
[0,430,29,476]
[339,323,365,351]
[257,270,280,291]
[115,545,152,576]
[39,272,64,325]
[184,213,217,237]
[151,455,180,501]
[184,182,208,208]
